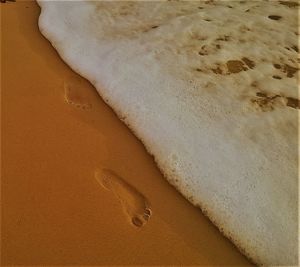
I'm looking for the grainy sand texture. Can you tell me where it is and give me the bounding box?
[1,1,251,265]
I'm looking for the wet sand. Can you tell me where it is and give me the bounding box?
[1,1,251,265]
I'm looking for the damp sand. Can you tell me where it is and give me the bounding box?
[1,1,251,265]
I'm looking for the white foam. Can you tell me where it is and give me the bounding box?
[37,1,299,265]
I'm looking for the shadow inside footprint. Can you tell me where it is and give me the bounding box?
[95,168,152,227]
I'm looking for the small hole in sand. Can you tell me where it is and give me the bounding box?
[272,75,282,79]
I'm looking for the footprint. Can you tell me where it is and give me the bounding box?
[64,76,92,110]
[95,168,152,227]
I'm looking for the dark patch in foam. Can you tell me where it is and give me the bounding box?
[283,64,298,78]
[291,45,298,52]
[272,63,298,78]
[209,58,255,76]
[273,63,281,69]
[212,66,223,74]
[0,0,16,3]
[216,35,230,41]
[279,1,299,8]
[268,15,282,20]
[253,92,300,111]
[256,92,267,98]
[204,0,214,4]
[242,57,255,69]
[227,60,248,73]
[252,93,281,111]
[286,97,300,109]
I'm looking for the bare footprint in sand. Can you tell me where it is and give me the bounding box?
[64,77,92,110]
[95,168,152,227]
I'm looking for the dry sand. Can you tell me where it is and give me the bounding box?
[1,1,251,265]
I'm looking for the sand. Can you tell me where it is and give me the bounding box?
[1,1,251,265]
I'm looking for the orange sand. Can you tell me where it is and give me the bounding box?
[1,1,251,265]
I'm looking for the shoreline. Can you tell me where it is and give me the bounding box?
[1,1,251,265]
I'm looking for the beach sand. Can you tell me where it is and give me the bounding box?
[1,1,251,265]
